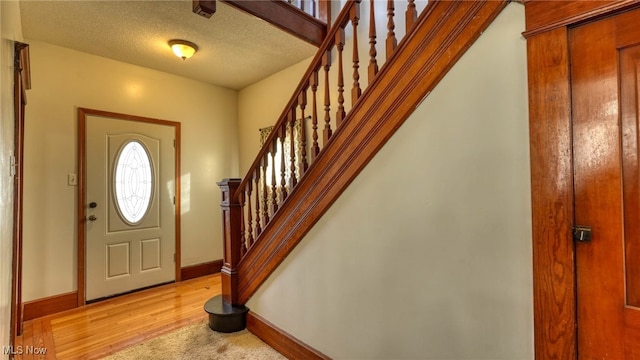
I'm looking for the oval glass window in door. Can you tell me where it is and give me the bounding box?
[113,140,154,224]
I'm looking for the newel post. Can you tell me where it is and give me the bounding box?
[217,178,242,306]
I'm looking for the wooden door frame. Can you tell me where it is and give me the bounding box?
[524,1,640,358]
[77,108,182,306]
[11,41,30,344]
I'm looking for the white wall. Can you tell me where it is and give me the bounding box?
[22,41,239,302]
[0,0,23,354]
[248,4,533,359]
[238,57,311,176]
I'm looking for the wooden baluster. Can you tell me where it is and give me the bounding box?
[270,140,278,214]
[406,0,417,31]
[217,178,242,305]
[322,50,333,143]
[319,0,331,28]
[310,0,316,17]
[261,154,270,226]
[386,0,397,59]
[279,126,288,202]
[368,0,379,84]
[310,70,320,160]
[336,28,346,127]
[298,89,309,174]
[254,169,261,236]
[289,107,298,188]
[245,181,253,248]
[239,190,247,257]
[351,1,362,105]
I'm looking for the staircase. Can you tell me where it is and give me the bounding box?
[207,0,509,333]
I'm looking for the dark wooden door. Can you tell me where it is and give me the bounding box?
[11,42,29,343]
[571,8,640,359]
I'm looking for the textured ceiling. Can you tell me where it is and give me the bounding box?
[20,0,318,90]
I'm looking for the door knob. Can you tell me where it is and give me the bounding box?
[88,215,97,221]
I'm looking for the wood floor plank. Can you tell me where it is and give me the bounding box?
[40,319,56,360]
[22,320,34,360]
[14,330,24,360]
[31,319,47,360]
[53,295,209,343]
[54,308,207,356]
[19,274,220,359]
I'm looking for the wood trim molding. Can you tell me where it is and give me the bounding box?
[221,0,326,47]
[180,260,223,281]
[246,312,330,360]
[527,27,576,360]
[22,292,78,321]
[174,122,182,282]
[77,108,182,305]
[523,0,640,38]
[235,0,509,304]
[78,109,86,306]
[11,41,30,344]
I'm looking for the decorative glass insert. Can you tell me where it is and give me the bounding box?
[114,140,154,224]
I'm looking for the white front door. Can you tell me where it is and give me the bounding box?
[85,115,176,301]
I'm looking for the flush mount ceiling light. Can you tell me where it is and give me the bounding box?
[168,39,198,60]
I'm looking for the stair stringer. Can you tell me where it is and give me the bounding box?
[236,0,509,305]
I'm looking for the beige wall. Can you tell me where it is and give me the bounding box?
[248,4,533,359]
[22,41,239,302]
[0,0,23,353]
[237,57,311,176]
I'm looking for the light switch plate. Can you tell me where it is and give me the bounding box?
[68,174,77,186]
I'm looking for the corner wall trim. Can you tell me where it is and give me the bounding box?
[246,312,331,360]
[22,291,78,321]
[180,259,223,281]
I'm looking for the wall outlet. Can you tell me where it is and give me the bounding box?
[68,174,77,186]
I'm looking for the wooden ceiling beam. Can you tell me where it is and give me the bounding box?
[219,0,326,47]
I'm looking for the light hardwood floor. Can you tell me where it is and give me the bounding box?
[13,274,221,360]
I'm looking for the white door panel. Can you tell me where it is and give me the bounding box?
[85,115,175,301]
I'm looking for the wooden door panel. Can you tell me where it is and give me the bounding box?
[622,46,640,307]
[571,7,640,359]
[621,43,640,360]
[626,308,640,359]
[571,14,624,359]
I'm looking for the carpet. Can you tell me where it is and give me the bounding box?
[104,320,286,360]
